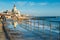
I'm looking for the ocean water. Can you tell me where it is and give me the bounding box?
[6,16,60,40]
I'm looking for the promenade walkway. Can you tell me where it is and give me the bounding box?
[0,23,6,40]
[0,15,59,40]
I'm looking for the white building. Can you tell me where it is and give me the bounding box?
[3,4,21,16]
[12,4,21,16]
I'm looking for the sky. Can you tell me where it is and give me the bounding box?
[0,0,60,16]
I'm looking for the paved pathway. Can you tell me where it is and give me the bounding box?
[0,23,6,40]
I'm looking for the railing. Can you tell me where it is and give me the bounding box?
[20,18,60,40]
[1,15,59,40]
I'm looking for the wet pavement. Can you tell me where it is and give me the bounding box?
[2,19,60,40]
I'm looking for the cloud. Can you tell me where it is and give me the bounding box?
[16,1,27,7]
[16,1,35,7]
[28,2,36,6]
[38,3,48,6]
[15,1,48,7]
[15,1,60,7]
[51,2,60,6]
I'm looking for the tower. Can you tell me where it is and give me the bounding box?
[12,4,21,16]
[12,4,17,14]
